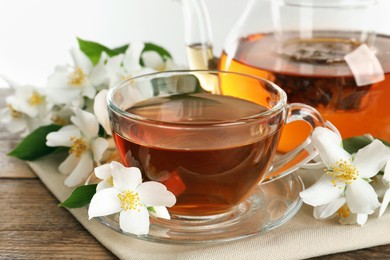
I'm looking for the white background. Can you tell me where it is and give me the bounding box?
[0,0,389,87]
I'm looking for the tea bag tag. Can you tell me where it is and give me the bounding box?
[344,44,385,87]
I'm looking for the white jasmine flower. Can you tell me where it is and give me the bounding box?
[118,42,156,82]
[0,104,44,137]
[45,48,108,105]
[0,77,50,136]
[46,108,109,187]
[6,85,46,118]
[99,43,159,89]
[101,42,148,89]
[300,127,388,218]
[88,161,176,235]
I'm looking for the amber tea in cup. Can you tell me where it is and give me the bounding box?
[108,70,326,218]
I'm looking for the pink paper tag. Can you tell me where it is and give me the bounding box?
[344,44,385,86]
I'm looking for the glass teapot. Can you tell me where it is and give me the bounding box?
[181,0,390,144]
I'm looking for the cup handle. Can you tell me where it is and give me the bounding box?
[262,103,331,183]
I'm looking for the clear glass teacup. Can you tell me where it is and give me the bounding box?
[107,70,327,222]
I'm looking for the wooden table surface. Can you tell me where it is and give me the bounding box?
[1,88,390,259]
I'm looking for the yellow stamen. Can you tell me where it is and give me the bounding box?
[118,190,142,211]
[337,204,351,218]
[51,115,68,126]
[106,176,114,187]
[7,104,22,118]
[69,137,87,157]
[326,159,359,187]
[68,67,86,86]
[28,92,44,106]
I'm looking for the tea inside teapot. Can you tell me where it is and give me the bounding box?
[181,0,390,145]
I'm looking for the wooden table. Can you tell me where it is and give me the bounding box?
[1,88,389,259]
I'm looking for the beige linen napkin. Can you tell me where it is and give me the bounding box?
[29,157,390,260]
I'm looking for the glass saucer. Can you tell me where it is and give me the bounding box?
[87,172,304,244]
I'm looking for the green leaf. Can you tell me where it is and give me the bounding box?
[77,39,173,68]
[98,125,107,138]
[59,184,97,208]
[8,124,62,161]
[342,135,373,154]
[147,206,156,213]
[77,38,119,65]
[112,44,129,54]
[140,42,172,66]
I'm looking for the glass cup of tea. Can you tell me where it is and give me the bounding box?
[106,70,329,242]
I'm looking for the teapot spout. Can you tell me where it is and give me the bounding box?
[180,0,218,70]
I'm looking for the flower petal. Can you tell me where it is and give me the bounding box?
[149,206,171,220]
[71,108,99,139]
[105,53,123,73]
[383,158,390,183]
[123,42,144,72]
[142,51,164,70]
[300,174,345,206]
[95,163,112,180]
[46,66,69,88]
[339,213,367,225]
[313,197,346,219]
[82,84,96,99]
[356,214,368,225]
[93,89,112,135]
[88,188,121,218]
[91,137,109,163]
[313,126,341,143]
[379,188,390,217]
[353,140,389,178]
[137,181,176,207]
[46,66,81,105]
[9,86,41,118]
[46,125,80,147]
[111,161,142,191]
[70,47,93,74]
[64,152,94,187]
[97,180,113,192]
[48,88,81,105]
[119,206,150,235]
[105,54,124,87]
[311,127,351,166]
[346,178,381,214]
[90,55,109,86]
[58,154,79,175]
